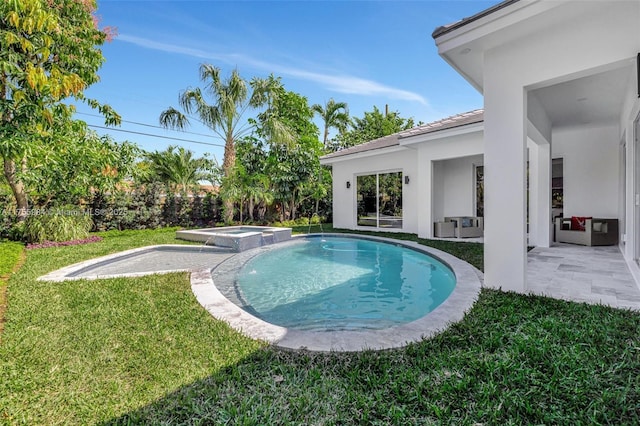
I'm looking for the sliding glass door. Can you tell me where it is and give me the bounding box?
[357,172,403,229]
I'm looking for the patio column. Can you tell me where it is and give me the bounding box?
[417,148,433,239]
[484,65,528,292]
[528,138,552,247]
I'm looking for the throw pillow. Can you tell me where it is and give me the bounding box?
[570,216,591,231]
[461,217,473,228]
[593,222,602,232]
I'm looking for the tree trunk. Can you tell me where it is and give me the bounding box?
[4,157,28,222]
[222,133,236,224]
[323,125,329,149]
[289,190,297,221]
[248,197,254,221]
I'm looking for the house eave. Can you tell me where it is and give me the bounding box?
[319,146,406,165]
[433,0,559,92]
[399,122,484,146]
[432,0,522,39]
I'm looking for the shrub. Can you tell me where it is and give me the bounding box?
[90,184,164,231]
[7,222,25,242]
[0,190,15,239]
[23,207,93,243]
[273,216,326,228]
[201,192,221,225]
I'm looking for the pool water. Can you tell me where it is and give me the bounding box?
[236,237,456,331]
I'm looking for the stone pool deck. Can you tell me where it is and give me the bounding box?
[38,245,234,281]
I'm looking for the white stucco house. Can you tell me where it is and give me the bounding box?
[321,0,640,294]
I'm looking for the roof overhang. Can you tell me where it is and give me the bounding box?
[433,0,567,92]
[399,122,483,146]
[319,145,407,165]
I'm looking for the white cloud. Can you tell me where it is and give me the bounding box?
[118,34,428,106]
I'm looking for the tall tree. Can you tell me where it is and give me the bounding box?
[234,137,271,221]
[0,0,119,220]
[159,65,292,223]
[24,124,138,207]
[311,98,349,149]
[261,91,322,221]
[332,105,420,151]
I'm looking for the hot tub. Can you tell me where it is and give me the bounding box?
[176,226,292,251]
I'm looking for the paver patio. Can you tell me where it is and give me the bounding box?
[527,244,640,310]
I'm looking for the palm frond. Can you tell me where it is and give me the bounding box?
[179,88,205,116]
[159,107,189,130]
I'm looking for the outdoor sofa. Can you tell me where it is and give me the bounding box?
[434,216,484,238]
[555,217,618,246]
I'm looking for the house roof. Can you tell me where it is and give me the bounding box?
[320,109,483,161]
[398,109,483,138]
[320,132,401,160]
[432,0,521,39]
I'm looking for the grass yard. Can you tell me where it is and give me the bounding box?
[0,240,25,339]
[0,227,639,425]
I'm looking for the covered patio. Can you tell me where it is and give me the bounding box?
[528,244,640,310]
[433,0,640,295]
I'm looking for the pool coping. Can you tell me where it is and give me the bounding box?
[192,233,483,352]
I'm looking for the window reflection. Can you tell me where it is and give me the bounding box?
[357,172,403,228]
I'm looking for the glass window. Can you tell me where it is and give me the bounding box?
[357,172,403,229]
[552,158,563,210]
[475,165,484,217]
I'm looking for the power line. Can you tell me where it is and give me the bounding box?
[76,112,222,140]
[87,124,226,148]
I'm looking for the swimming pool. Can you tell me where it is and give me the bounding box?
[203,234,481,350]
[235,237,456,330]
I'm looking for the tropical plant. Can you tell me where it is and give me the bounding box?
[311,98,349,149]
[261,91,322,221]
[234,137,272,221]
[144,145,207,193]
[159,65,292,223]
[0,0,119,221]
[25,125,138,207]
[22,206,93,243]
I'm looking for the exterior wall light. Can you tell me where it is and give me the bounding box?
[346,181,351,189]
[404,175,410,184]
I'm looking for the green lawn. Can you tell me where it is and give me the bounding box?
[0,240,25,339]
[0,227,638,425]
[0,241,24,278]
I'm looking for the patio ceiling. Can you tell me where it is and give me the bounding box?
[530,65,634,129]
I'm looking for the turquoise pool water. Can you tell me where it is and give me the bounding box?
[236,237,456,331]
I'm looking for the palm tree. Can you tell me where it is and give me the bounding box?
[311,98,349,149]
[144,146,206,193]
[159,64,291,223]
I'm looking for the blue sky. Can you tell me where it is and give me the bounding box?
[78,0,495,160]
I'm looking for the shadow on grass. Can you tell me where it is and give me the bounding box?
[104,289,640,425]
